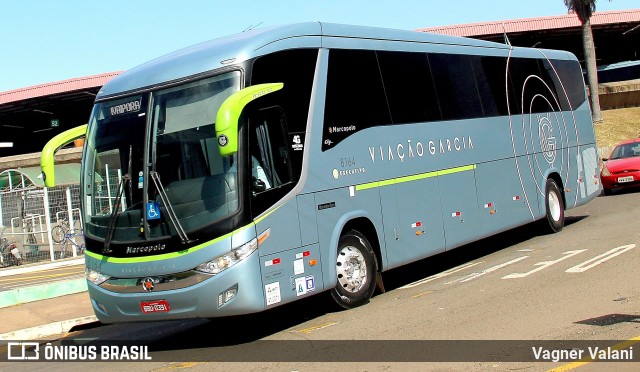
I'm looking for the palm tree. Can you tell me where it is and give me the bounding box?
[564,0,609,123]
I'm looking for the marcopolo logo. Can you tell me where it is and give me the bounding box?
[328,125,356,134]
[218,134,229,147]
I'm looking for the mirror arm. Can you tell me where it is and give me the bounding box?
[40,124,88,187]
[215,83,283,156]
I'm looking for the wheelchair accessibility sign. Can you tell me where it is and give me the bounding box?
[146,202,161,220]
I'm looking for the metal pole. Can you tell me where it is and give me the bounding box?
[66,187,76,257]
[105,163,113,213]
[0,191,4,227]
[118,169,125,211]
[43,187,55,261]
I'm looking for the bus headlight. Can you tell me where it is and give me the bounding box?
[85,267,110,285]
[196,238,258,275]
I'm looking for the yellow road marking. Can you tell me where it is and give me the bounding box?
[547,336,640,371]
[295,322,338,334]
[411,290,434,298]
[151,362,206,371]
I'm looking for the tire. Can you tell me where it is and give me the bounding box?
[51,225,66,243]
[331,230,378,310]
[542,178,564,233]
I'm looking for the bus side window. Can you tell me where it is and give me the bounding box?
[249,106,293,195]
[251,49,317,181]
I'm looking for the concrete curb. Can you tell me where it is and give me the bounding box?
[0,257,93,341]
[0,315,98,341]
[0,257,86,308]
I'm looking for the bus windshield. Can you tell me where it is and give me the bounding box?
[82,71,242,248]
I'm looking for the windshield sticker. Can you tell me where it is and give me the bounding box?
[291,134,304,151]
[146,202,161,221]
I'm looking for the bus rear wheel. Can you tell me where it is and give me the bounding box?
[331,230,378,310]
[542,178,564,233]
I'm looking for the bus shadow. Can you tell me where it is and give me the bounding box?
[380,216,587,292]
[65,216,590,351]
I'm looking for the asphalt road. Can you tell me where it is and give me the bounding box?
[7,189,640,371]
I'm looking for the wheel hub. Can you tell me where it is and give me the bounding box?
[548,189,561,221]
[336,245,367,293]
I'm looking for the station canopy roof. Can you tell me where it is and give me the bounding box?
[419,9,640,67]
[0,163,81,191]
[0,72,120,158]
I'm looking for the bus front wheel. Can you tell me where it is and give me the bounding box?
[331,230,378,310]
[543,178,564,233]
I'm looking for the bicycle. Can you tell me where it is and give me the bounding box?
[56,230,85,259]
[51,219,71,244]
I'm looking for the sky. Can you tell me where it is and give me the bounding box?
[1,0,638,92]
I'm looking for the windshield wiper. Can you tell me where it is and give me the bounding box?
[104,145,135,254]
[103,174,130,254]
[149,171,194,244]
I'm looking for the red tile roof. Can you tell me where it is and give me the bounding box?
[0,71,121,105]
[418,9,640,37]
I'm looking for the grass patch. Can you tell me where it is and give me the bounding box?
[596,106,640,150]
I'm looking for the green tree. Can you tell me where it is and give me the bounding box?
[564,0,609,123]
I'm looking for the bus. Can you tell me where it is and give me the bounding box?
[41,22,601,323]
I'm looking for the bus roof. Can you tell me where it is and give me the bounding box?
[97,22,512,99]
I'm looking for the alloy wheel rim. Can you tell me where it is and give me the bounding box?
[336,245,368,293]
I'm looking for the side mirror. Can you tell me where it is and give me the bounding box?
[41,124,88,187]
[215,83,283,156]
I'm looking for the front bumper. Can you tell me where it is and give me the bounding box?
[601,171,640,191]
[88,251,265,323]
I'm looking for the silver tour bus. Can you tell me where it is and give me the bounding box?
[41,22,601,323]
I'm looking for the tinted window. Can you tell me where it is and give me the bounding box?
[508,57,588,115]
[377,51,441,124]
[251,49,318,177]
[472,56,509,116]
[509,57,560,114]
[248,107,294,216]
[546,59,587,110]
[323,49,391,151]
[428,53,484,120]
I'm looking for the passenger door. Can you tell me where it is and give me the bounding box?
[249,106,301,255]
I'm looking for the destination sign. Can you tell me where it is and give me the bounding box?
[109,98,142,116]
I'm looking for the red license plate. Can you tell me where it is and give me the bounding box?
[140,300,171,314]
